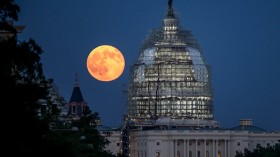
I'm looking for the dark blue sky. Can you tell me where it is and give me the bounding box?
[16,0,280,130]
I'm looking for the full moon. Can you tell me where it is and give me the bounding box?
[87,45,125,82]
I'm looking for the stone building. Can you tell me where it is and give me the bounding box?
[117,1,280,157]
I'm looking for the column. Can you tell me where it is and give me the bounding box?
[186,140,189,157]
[184,140,186,157]
[175,139,177,157]
[225,140,227,157]
[212,140,215,157]
[204,140,207,157]
[215,140,218,157]
[228,140,230,157]
[169,139,174,157]
[195,140,197,157]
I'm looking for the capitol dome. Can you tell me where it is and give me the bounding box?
[127,0,217,128]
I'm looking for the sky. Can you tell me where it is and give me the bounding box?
[15,0,280,130]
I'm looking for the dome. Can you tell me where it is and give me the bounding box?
[127,0,214,126]
[230,119,265,131]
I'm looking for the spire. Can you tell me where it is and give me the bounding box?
[167,0,175,18]
[168,0,173,9]
[74,73,79,87]
[69,73,84,102]
[163,0,179,31]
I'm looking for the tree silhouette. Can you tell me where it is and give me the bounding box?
[0,0,20,22]
[1,1,118,156]
[235,142,280,157]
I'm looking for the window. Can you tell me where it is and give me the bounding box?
[82,106,86,112]
[177,151,180,157]
[197,151,200,157]
[72,106,76,113]
[157,142,160,146]
[189,151,192,157]
[117,143,120,146]
[156,152,160,157]
[237,142,240,146]
[218,151,221,157]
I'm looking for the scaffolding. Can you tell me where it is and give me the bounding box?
[127,2,216,127]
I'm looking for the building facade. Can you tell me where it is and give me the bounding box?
[117,1,280,157]
[129,119,280,157]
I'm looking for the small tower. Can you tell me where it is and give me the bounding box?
[67,74,89,120]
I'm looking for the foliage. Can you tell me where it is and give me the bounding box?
[1,0,118,156]
[64,109,116,157]
[1,26,51,157]
[0,0,19,22]
[235,142,280,157]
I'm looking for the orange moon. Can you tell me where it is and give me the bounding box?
[87,45,125,82]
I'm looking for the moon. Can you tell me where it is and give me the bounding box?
[86,45,125,82]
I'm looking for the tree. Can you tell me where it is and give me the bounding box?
[0,0,71,156]
[235,142,280,157]
[0,0,19,22]
[68,109,116,157]
[1,1,118,156]
[1,24,51,157]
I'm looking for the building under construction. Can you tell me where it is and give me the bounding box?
[116,1,280,157]
[126,0,219,128]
